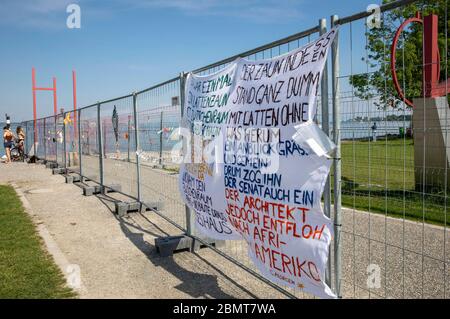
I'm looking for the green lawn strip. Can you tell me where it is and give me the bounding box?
[338,137,449,226]
[0,185,76,298]
[340,191,449,226]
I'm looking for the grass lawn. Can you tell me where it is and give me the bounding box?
[339,137,450,226]
[0,185,76,298]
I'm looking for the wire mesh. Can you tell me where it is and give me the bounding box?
[65,110,80,174]
[136,78,187,229]
[333,0,449,299]
[45,116,57,162]
[24,121,33,156]
[188,30,325,300]
[80,106,101,183]
[36,118,46,159]
[56,113,65,166]
[99,96,138,198]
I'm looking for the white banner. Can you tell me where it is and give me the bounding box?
[179,28,338,299]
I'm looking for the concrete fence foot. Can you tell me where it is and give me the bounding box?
[114,201,153,217]
[154,235,225,257]
[52,167,67,175]
[46,162,58,169]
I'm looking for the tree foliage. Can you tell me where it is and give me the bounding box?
[349,0,450,110]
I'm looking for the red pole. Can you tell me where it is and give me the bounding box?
[423,14,440,97]
[53,77,57,116]
[32,68,37,149]
[72,70,77,137]
[390,13,423,108]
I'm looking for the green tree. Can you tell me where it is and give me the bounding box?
[349,0,450,110]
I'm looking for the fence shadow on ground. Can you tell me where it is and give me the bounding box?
[95,193,258,299]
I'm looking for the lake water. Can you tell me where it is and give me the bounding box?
[1,120,411,157]
[340,120,411,140]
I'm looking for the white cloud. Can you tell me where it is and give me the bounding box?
[0,0,304,29]
[0,0,74,29]
[112,0,304,22]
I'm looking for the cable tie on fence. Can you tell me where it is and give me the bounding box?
[334,223,342,227]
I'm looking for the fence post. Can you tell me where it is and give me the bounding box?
[23,121,28,159]
[28,121,30,157]
[78,109,83,178]
[331,14,342,298]
[103,120,106,160]
[43,119,47,161]
[159,111,163,166]
[97,102,105,191]
[133,92,142,202]
[127,115,131,162]
[319,17,332,289]
[179,72,193,235]
[33,119,37,158]
[54,116,58,164]
[20,122,25,161]
[63,113,67,168]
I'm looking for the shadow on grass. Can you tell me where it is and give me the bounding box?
[329,173,450,226]
[336,185,450,226]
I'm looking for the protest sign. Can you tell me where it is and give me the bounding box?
[179,28,337,298]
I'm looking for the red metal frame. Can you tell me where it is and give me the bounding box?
[31,68,79,148]
[391,12,450,107]
[32,67,58,146]
[32,68,37,143]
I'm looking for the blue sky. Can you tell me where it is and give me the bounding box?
[0,0,381,121]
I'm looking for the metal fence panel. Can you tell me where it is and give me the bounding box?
[188,30,325,299]
[136,78,187,229]
[44,116,57,162]
[25,121,34,156]
[80,106,101,183]
[99,96,138,198]
[56,113,65,166]
[65,110,80,174]
[36,118,46,159]
[331,0,449,299]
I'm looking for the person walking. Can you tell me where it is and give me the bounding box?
[3,125,15,163]
[371,122,378,142]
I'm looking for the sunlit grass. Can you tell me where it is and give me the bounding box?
[0,185,76,298]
